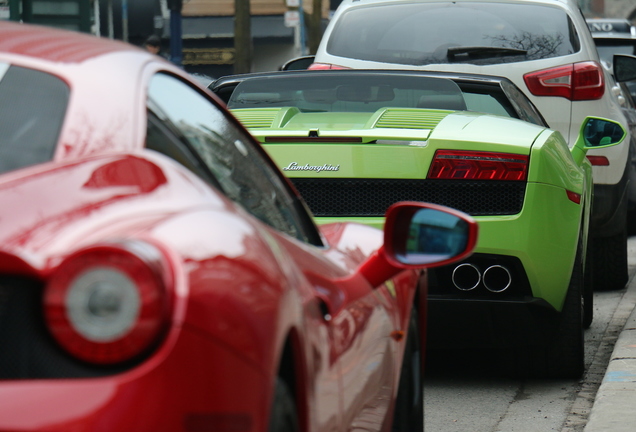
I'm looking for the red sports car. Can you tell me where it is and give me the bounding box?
[0,23,477,432]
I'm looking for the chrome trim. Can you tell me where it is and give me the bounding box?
[451,263,481,291]
[483,265,512,293]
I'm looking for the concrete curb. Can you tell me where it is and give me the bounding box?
[584,274,636,432]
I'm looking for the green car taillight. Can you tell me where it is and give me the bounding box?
[428,150,529,181]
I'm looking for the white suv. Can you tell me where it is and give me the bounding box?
[308,0,636,291]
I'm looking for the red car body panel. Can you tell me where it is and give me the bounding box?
[0,151,419,431]
[0,22,445,432]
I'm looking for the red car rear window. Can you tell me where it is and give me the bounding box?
[0,65,69,175]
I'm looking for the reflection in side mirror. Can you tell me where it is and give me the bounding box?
[359,202,477,287]
[400,208,470,265]
[383,202,478,268]
[571,116,627,165]
[582,117,626,148]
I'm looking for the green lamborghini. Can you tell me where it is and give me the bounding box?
[210,70,626,378]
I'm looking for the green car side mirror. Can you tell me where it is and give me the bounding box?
[572,116,626,165]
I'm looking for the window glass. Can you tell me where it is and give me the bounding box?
[147,73,311,242]
[462,93,509,117]
[595,41,636,67]
[327,2,579,66]
[224,73,536,120]
[145,111,218,185]
[0,65,69,175]
[500,81,547,126]
[228,74,468,113]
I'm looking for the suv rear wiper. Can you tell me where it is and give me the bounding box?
[446,46,528,62]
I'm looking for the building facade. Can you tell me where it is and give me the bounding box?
[604,0,636,20]
[580,0,636,20]
[179,0,329,78]
[3,0,635,78]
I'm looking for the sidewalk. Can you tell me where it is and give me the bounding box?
[584,256,636,432]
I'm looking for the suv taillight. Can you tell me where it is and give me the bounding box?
[44,241,171,365]
[428,150,528,181]
[307,63,350,70]
[524,61,605,101]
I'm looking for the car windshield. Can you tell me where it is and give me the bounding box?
[326,2,580,66]
[0,64,69,175]
[228,74,468,113]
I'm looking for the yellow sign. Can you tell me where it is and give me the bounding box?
[182,48,235,65]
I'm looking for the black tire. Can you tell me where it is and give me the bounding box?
[545,239,585,379]
[591,226,628,291]
[269,378,299,432]
[583,241,594,329]
[510,239,585,379]
[628,205,636,236]
[392,306,424,432]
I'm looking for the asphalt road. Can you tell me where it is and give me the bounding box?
[422,237,636,432]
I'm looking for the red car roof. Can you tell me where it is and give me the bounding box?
[0,21,139,63]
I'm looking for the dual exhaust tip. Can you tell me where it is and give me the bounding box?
[451,263,512,293]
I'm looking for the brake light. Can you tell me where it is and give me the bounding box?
[428,150,528,181]
[307,63,350,70]
[44,241,171,365]
[524,61,605,101]
[566,190,581,204]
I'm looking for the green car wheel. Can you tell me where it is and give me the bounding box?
[545,238,585,379]
[583,242,594,330]
[511,238,585,379]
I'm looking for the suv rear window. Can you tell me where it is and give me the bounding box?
[0,65,69,175]
[326,2,580,66]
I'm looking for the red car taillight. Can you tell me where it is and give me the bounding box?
[523,61,605,101]
[307,63,350,70]
[428,150,529,181]
[586,155,610,166]
[44,241,171,365]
